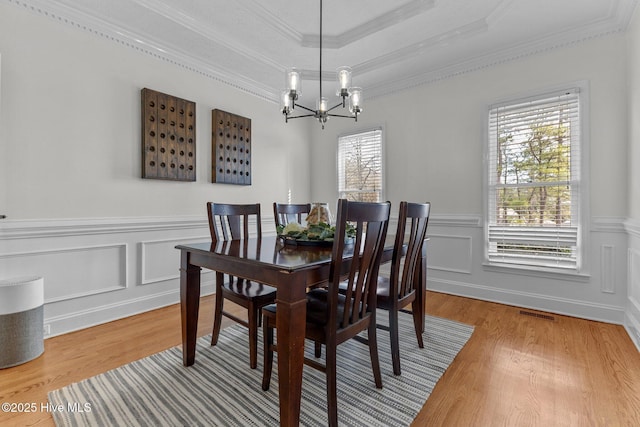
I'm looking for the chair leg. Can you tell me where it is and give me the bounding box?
[325,341,338,427]
[248,302,258,369]
[261,314,274,391]
[314,341,322,358]
[389,309,402,376]
[411,300,424,349]
[211,272,224,346]
[368,321,383,388]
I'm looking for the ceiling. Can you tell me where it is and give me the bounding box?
[10,0,639,107]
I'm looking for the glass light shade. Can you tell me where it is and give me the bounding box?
[286,68,301,94]
[336,66,352,91]
[317,97,328,113]
[281,90,292,113]
[349,87,363,113]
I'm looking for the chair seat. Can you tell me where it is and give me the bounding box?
[262,288,350,328]
[306,288,350,327]
[222,279,277,300]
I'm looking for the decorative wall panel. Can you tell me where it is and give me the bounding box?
[141,88,196,181]
[211,109,251,185]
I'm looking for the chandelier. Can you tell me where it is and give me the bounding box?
[280,0,362,129]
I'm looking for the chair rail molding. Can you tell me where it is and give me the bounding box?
[0,216,207,239]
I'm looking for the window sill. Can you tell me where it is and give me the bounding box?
[482,262,591,282]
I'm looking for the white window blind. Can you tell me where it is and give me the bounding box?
[487,88,581,271]
[338,128,383,202]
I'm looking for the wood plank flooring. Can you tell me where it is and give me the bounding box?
[1,291,639,426]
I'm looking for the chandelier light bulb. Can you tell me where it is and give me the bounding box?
[317,97,328,113]
[349,87,363,115]
[281,90,292,114]
[336,66,352,97]
[287,68,301,95]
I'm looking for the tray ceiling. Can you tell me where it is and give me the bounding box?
[7,0,638,105]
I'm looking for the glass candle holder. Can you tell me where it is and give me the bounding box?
[306,202,333,225]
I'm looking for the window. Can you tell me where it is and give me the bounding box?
[486,87,585,273]
[338,128,384,202]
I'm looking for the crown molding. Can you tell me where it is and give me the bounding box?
[354,18,489,76]
[130,0,284,73]
[5,0,279,103]
[300,0,437,49]
[5,0,637,106]
[364,15,631,101]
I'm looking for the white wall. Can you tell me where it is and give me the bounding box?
[0,3,311,336]
[625,6,640,349]
[311,34,631,325]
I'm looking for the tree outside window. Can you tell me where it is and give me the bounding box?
[487,89,582,271]
[338,129,383,202]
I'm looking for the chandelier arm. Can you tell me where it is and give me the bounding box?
[293,103,317,113]
[286,114,317,119]
[326,102,346,113]
[327,113,357,119]
[282,0,360,129]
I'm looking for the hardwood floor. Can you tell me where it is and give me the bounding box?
[1,292,639,426]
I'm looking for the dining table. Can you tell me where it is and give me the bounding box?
[176,234,426,427]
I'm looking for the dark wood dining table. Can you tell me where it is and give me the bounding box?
[176,235,426,427]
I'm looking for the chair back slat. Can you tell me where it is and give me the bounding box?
[207,202,262,243]
[273,203,312,228]
[329,199,391,329]
[392,202,430,301]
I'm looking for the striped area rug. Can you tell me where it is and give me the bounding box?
[48,312,473,427]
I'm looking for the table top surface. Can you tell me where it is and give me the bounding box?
[177,235,360,271]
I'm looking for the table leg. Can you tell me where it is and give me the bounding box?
[275,275,307,427]
[180,250,201,366]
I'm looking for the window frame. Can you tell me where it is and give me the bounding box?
[336,126,385,203]
[483,82,590,278]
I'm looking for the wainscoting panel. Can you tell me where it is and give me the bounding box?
[1,216,213,337]
[601,244,615,294]
[427,234,473,274]
[629,248,640,303]
[426,216,630,326]
[1,215,636,343]
[140,236,210,285]
[0,244,127,302]
[626,232,640,351]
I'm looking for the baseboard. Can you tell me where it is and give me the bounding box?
[44,281,214,338]
[625,296,640,352]
[428,277,626,324]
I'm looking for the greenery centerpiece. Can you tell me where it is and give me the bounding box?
[277,221,356,245]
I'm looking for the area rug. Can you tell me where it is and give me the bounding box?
[48,312,474,427]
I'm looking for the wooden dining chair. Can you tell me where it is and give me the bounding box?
[377,201,430,375]
[273,202,312,228]
[207,202,277,369]
[261,199,391,427]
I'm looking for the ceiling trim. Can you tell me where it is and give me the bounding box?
[5,0,279,102]
[300,0,437,49]
[238,0,437,50]
[130,0,284,73]
[365,13,631,101]
[354,18,489,76]
[5,0,637,106]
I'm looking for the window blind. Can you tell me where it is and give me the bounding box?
[487,89,581,270]
[338,128,383,202]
